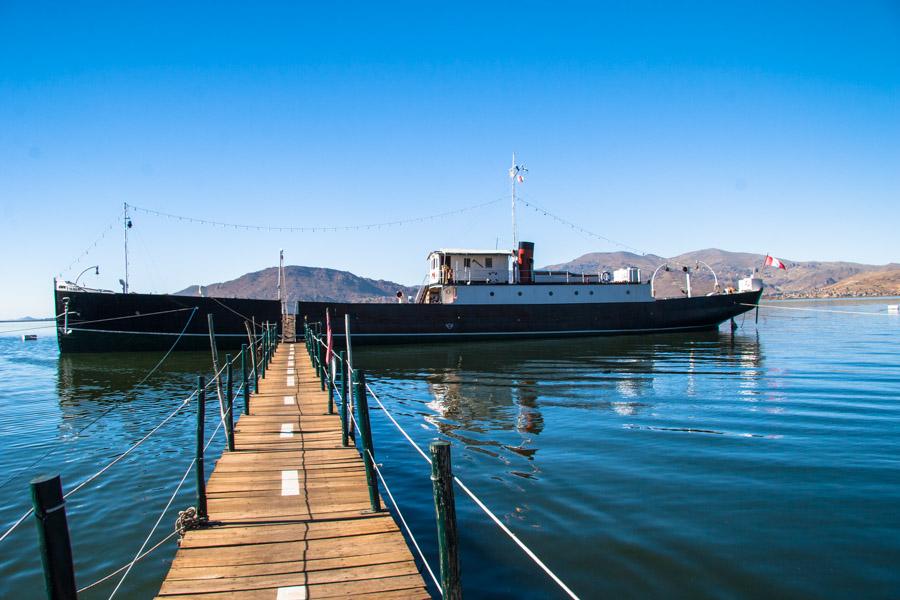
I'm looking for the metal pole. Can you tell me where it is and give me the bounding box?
[318,341,326,392]
[30,474,77,600]
[326,356,334,414]
[430,440,462,600]
[354,370,381,512]
[261,327,268,379]
[251,336,259,393]
[339,350,349,447]
[225,354,235,452]
[196,376,208,520]
[241,344,250,415]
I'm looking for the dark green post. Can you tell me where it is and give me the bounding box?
[30,474,77,600]
[261,327,268,379]
[241,344,250,415]
[430,440,462,600]
[196,376,208,520]
[225,354,235,452]
[339,351,349,446]
[354,370,381,512]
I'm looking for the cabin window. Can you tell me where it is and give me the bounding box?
[485,257,493,268]
[464,258,471,268]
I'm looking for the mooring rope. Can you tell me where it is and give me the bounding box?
[740,302,898,317]
[107,454,197,599]
[86,402,228,595]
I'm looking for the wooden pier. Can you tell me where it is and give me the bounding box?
[156,342,430,599]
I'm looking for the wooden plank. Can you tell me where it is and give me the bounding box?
[157,342,429,599]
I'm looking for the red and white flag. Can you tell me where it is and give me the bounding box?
[325,309,333,365]
[764,255,787,270]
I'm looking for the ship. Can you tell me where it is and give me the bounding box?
[53,280,281,353]
[297,241,763,344]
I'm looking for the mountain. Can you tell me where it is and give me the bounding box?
[176,266,418,304]
[175,251,900,304]
[543,249,900,298]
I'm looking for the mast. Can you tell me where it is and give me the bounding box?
[123,202,130,293]
[508,154,527,249]
[510,153,517,248]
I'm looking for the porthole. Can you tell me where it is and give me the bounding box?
[517,291,523,296]
[589,291,594,295]
[626,290,630,295]
[574,291,579,296]
[489,291,495,297]
[549,291,554,296]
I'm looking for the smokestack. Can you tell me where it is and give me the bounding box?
[517,241,535,284]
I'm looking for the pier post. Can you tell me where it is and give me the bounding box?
[354,370,381,512]
[241,344,250,415]
[340,351,349,447]
[430,440,462,600]
[225,354,235,452]
[196,376,208,520]
[30,474,77,600]
[261,328,268,379]
[251,336,259,394]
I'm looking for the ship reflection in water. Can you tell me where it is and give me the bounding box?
[356,330,763,469]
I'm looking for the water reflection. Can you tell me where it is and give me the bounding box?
[357,331,764,457]
[56,352,211,407]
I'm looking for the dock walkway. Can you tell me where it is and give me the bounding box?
[157,342,430,599]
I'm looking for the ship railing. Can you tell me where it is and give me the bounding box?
[0,324,278,598]
[306,322,580,599]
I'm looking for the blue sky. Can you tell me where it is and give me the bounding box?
[1,1,898,317]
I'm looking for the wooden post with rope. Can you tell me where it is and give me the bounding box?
[30,474,77,600]
[195,376,208,520]
[430,440,462,600]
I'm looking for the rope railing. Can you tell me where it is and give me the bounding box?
[5,323,281,599]
[307,323,580,599]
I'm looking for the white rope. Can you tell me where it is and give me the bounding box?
[739,302,897,317]
[107,455,196,599]
[64,394,196,500]
[77,530,178,593]
[364,448,441,591]
[363,383,579,599]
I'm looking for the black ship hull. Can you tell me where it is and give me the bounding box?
[54,288,281,353]
[297,289,763,345]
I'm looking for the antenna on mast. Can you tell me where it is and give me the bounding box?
[123,202,132,293]
[508,153,527,248]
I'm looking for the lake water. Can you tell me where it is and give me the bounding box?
[1,298,898,598]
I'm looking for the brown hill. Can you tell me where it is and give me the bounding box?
[176,266,417,304]
[821,266,900,297]
[544,249,893,299]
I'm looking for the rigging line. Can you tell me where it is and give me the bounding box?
[61,216,120,275]
[0,308,198,500]
[517,197,644,255]
[66,306,196,328]
[107,455,196,599]
[362,382,579,600]
[126,198,504,233]
[739,303,897,317]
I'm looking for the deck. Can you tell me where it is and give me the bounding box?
[156,342,430,599]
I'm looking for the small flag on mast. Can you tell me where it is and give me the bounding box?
[764,255,787,270]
